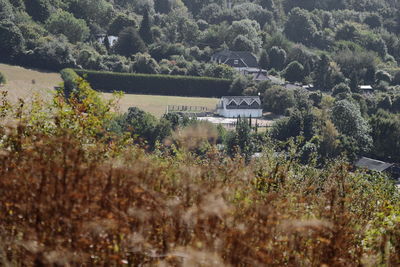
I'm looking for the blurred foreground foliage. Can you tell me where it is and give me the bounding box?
[0,80,400,266]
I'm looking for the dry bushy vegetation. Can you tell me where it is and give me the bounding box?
[1,83,400,266]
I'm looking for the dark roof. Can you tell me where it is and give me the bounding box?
[220,96,262,107]
[212,50,258,68]
[355,157,394,172]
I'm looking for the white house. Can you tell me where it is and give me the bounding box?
[97,35,118,47]
[216,96,263,118]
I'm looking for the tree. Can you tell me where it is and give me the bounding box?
[232,35,254,52]
[199,3,222,23]
[377,95,392,111]
[46,10,90,43]
[314,54,332,91]
[139,9,153,44]
[375,70,392,84]
[108,14,137,35]
[0,21,24,60]
[284,8,318,45]
[121,107,170,149]
[263,86,295,115]
[229,76,248,95]
[114,27,147,57]
[268,46,286,71]
[258,50,269,70]
[284,61,305,83]
[103,35,111,51]
[364,13,382,29]
[131,53,159,74]
[393,71,400,85]
[227,19,262,53]
[69,0,113,27]
[226,117,254,161]
[24,0,50,22]
[204,63,236,80]
[332,83,351,97]
[154,0,172,14]
[331,99,372,156]
[270,108,317,141]
[350,71,359,92]
[0,0,14,20]
[370,110,400,162]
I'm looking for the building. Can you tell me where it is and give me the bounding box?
[97,34,118,47]
[355,157,400,181]
[216,96,263,118]
[211,50,259,70]
[359,85,374,94]
[211,50,271,82]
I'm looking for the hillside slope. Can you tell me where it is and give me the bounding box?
[0,63,60,103]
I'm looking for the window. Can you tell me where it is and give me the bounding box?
[234,59,239,65]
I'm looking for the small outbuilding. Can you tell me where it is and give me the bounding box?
[216,96,263,118]
[355,157,400,181]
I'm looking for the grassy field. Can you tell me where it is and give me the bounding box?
[0,63,62,103]
[103,93,218,117]
[0,63,218,117]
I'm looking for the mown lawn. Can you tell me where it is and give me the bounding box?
[102,93,219,117]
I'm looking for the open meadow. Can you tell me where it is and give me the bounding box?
[0,64,218,117]
[103,92,219,117]
[0,63,61,103]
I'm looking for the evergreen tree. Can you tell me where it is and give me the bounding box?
[350,71,359,92]
[314,54,330,91]
[284,61,305,83]
[114,27,147,57]
[154,0,171,14]
[268,46,286,70]
[259,50,269,70]
[24,0,50,22]
[139,9,153,44]
[104,35,111,51]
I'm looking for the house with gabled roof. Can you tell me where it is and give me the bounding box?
[216,96,263,118]
[211,50,259,69]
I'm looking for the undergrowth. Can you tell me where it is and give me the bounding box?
[0,81,400,266]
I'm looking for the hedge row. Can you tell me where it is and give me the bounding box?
[65,69,232,97]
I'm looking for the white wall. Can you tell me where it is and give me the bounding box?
[217,109,262,118]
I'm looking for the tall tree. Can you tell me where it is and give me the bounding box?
[331,99,372,156]
[258,50,269,70]
[268,46,286,70]
[284,61,305,83]
[284,7,317,45]
[114,27,147,57]
[45,10,90,44]
[0,21,24,60]
[314,54,330,91]
[24,0,50,22]
[139,9,153,44]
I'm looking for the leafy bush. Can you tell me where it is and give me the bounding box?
[45,10,90,43]
[67,69,232,97]
[60,68,79,98]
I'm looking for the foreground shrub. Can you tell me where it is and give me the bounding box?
[0,85,400,266]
